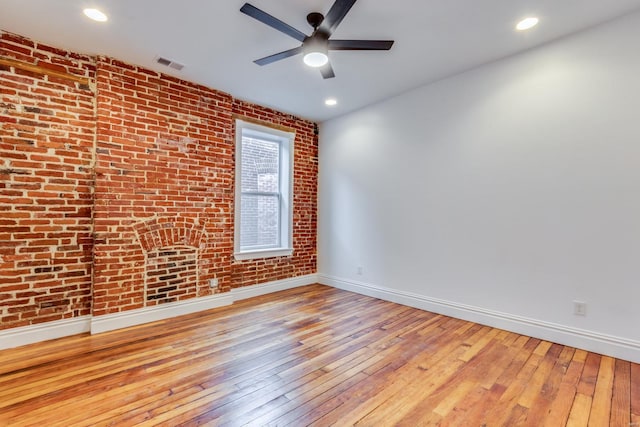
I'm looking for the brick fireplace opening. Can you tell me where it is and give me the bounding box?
[133,217,207,307]
[146,246,197,304]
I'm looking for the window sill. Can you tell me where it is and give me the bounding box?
[234,248,293,261]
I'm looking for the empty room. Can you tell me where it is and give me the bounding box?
[1,0,639,425]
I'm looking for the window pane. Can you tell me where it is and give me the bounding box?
[240,193,280,249]
[241,137,280,193]
[234,119,294,258]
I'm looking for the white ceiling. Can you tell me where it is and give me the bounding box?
[2,0,640,122]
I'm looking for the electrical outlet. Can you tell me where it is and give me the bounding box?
[573,300,587,316]
[357,266,363,275]
[209,278,219,288]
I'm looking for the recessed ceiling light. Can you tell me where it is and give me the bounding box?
[83,8,108,22]
[325,98,337,106]
[516,17,539,31]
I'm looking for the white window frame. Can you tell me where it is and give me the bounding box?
[234,119,294,260]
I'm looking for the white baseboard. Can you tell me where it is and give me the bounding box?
[231,274,319,301]
[6,274,638,363]
[90,293,235,334]
[0,316,91,351]
[0,274,318,350]
[319,274,640,364]
[92,274,318,334]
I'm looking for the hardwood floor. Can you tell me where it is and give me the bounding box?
[0,284,638,426]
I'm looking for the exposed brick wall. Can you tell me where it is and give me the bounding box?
[0,32,95,329]
[1,30,317,327]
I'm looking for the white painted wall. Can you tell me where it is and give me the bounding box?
[318,11,640,361]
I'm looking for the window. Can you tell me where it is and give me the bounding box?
[234,119,294,260]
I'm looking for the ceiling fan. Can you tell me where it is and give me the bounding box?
[240,0,394,79]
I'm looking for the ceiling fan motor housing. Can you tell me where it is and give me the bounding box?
[304,32,329,53]
[307,12,324,29]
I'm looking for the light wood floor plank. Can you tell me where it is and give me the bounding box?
[631,362,640,426]
[589,356,615,426]
[610,358,631,427]
[567,393,593,427]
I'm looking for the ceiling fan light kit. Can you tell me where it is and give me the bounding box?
[303,35,329,67]
[240,0,394,79]
[303,51,329,68]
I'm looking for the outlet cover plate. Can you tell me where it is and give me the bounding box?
[573,300,587,316]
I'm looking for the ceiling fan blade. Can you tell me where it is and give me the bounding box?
[328,40,395,50]
[254,46,304,66]
[320,62,335,79]
[240,3,308,42]
[318,0,357,36]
